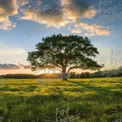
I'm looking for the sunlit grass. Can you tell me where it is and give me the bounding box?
[0,77,122,121]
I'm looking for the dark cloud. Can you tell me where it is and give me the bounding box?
[61,0,97,21]
[0,0,18,16]
[0,0,18,30]
[23,65,31,69]
[20,0,68,28]
[17,0,29,7]
[0,64,20,70]
[20,0,96,27]
[0,64,31,70]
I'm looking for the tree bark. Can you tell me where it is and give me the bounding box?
[62,67,67,80]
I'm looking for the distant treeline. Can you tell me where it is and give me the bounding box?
[70,66,122,78]
[0,74,39,79]
[0,66,122,79]
[0,73,64,79]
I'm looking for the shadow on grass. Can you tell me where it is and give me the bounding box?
[65,80,112,94]
[65,79,122,103]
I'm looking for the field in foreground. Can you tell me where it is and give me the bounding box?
[0,77,122,122]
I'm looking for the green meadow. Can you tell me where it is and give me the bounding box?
[0,77,122,122]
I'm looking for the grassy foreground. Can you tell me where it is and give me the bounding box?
[0,77,122,122]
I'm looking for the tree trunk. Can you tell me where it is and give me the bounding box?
[62,67,67,81]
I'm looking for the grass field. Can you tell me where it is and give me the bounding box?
[0,77,122,122]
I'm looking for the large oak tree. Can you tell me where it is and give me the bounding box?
[27,34,103,80]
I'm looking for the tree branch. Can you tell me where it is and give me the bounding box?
[67,66,80,73]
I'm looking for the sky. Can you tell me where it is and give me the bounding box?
[0,0,122,75]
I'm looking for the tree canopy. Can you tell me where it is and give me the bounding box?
[27,34,103,80]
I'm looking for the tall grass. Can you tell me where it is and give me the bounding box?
[0,78,122,122]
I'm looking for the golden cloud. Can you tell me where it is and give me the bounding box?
[0,0,111,37]
[70,22,110,36]
[0,0,18,30]
[69,28,81,34]
[20,7,68,28]
[20,0,97,28]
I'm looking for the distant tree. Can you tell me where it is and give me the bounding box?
[117,66,122,76]
[80,72,90,78]
[27,34,103,80]
[69,72,77,78]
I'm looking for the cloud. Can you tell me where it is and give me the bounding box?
[70,28,81,34]
[0,63,31,70]
[23,65,31,69]
[17,63,31,69]
[20,0,96,28]
[20,0,68,28]
[20,8,68,28]
[0,64,20,70]
[70,22,110,36]
[61,0,97,21]
[35,1,42,6]
[0,0,18,30]
[0,0,110,37]
[18,0,29,6]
